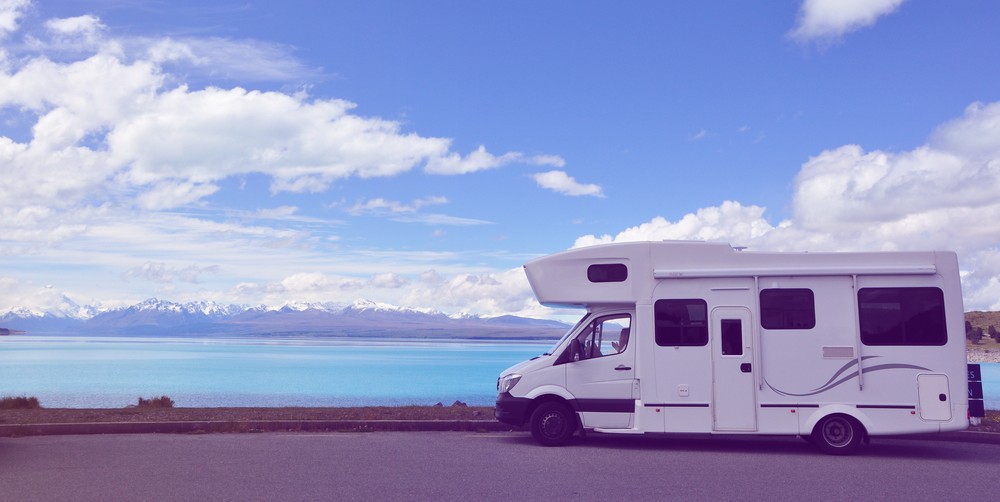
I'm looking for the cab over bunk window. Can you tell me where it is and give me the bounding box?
[858,287,947,346]
[587,263,628,283]
[654,299,708,346]
[760,288,816,330]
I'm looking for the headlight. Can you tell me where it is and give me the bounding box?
[498,374,521,394]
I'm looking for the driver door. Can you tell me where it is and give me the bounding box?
[564,313,635,429]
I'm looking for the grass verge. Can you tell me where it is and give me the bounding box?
[136,396,175,408]
[0,396,41,410]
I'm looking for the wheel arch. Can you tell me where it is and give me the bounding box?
[523,384,575,401]
[524,392,577,421]
[802,405,872,437]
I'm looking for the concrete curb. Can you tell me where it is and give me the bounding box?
[0,420,516,437]
[881,430,1000,445]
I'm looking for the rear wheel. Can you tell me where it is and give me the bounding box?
[529,402,576,446]
[812,414,864,455]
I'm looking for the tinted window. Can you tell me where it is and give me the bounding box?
[654,299,708,346]
[859,287,946,346]
[721,319,743,356]
[760,289,816,329]
[588,264,628,283]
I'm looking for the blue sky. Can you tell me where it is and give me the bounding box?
[2,0,1000,317]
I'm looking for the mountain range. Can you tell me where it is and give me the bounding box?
[0,297,569,340]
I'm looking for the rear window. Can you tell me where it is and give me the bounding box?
[859,287,946,346]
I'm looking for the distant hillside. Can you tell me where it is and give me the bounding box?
[966,311,1000,331]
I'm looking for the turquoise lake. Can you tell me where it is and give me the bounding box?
[0,336,552,408]
[1,336,997,410]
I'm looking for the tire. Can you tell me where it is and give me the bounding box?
[529,402,576,446]
[811,414,864,455]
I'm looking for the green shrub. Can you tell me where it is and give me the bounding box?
[136,395,175,408]
[0,396,41,409]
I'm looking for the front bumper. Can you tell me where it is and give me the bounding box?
[494,393,532,427]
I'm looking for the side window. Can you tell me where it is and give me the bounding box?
[654,299,708,346]
[569,314,632,361]
[859,287,946,346]
[760,288,816,329]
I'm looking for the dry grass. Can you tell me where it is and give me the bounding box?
[136,396,175,408]
[974,410,1000,433]
[0,405,493,425]
[0,396,41,410]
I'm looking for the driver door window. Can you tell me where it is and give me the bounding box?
[571,314,632,361]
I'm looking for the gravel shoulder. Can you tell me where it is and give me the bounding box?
[967,344,1000,363]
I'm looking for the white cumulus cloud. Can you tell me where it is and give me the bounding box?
[0,13,561,256]
[0,16,557,211]
[402,268,543,318]
[347,196,449,216]
[0,0,30,39]
[423,146,563,175]
[574,201,775,248]
[370,273,410,289]
[122,262,221,284]
[44,14,105,43]
[790,0,908,43]
[532,170,605,198]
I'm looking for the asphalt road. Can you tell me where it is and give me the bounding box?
[2,431,997,501]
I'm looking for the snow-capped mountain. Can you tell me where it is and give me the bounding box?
[276,301,344,313]
[343,298,441,316]
[0,298,568,339]
[0,292,101,332]
[120,298,253,317]
[1,293,99,321]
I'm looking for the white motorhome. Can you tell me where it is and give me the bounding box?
[495,241,969,454]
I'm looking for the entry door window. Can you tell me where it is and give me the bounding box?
[720,319,743,356]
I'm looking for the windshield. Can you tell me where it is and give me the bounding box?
[544,313,590,355]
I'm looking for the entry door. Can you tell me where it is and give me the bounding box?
[565,313,636,429]
[711,307,757,431]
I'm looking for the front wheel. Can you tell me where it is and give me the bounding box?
[812,414,864,455]
[529,402,576,446]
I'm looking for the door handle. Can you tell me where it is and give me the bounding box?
[615,365,632,371]
[740,363,752,373]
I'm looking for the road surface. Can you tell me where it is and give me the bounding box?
[2,432,996,500]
